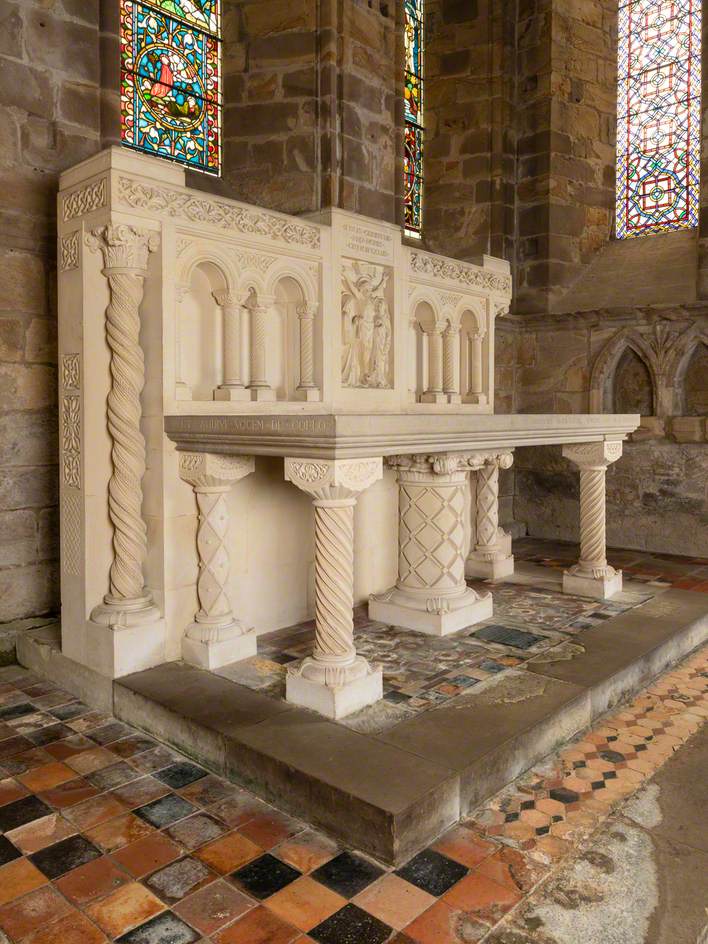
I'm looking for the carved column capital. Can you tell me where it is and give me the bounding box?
[297,302,317,320]
[179,453,255,492]
[285,457,383,502]
[563,441,623,470]
[213,289,240,310]
[87,225,159,273]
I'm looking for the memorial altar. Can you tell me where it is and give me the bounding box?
[57,148,639,721]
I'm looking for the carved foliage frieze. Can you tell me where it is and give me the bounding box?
[118,178,321,249]
[60,354,81,489]
[410,250,512,295]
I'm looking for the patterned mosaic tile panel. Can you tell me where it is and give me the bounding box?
[217,582,647,732]
[514,538,708,591]
[0,645,703,942]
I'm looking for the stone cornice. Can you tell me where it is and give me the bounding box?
[165,412,638,459]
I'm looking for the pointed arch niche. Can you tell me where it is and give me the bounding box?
[590,330,657,416]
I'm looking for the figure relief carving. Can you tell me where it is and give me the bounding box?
[60,232,79,271]
[341,261,393,389]
[62,178,107,221]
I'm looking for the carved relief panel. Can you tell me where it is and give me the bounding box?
[341,260,394,389]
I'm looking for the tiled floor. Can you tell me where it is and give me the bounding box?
[514,537,708,591]
[218,581,648,733]
[0,642,704,943]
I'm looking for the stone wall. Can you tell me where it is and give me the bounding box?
[191,0,400,223]
[499,307,708,557]
[0,0,100,621]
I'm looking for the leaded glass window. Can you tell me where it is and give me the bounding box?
[616,0,701,238]
[120,0,221,175]
[404,0,424,238]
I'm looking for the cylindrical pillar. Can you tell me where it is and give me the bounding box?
[246,292,275,401]
[369,453,493,635]
[443,323,461,403]
[296,303,320,400]
[214,290,249,402]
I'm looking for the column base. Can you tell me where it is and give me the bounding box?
[420,392,447,404]
[447,393,462,405]
[249,386,276,402]
[175,383,193,401]
[369,586,493,636]
[89,596,166,678]
[465,553,515,580]
[295,386,321,402]
[286,657,383,719]
[562,568,623,600]
[214,385,250,402]
[182,621,257,670]
[465,393,487,405]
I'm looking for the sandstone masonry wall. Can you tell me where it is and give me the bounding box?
[1,0,100,621]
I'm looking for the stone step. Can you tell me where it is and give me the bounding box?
[16,588,708,866]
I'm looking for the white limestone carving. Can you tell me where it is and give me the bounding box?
[86,224,162,627]
[61,353,80,390]
[61,493,82,577]
[117,177,321,249]
[443,322,460,403]
[409,249,512,295]
[62,177,107,221]
[284,457,384,719]
[421,321,446,403]
[244,288,276,402]
[562,441,624,600]
[179,453,256,669]
[341,261,393,389]
[213,290,249,402]
[60,232,79,271]
[296,302,319,400]
[370,453,493,635]
[466,451,515,579]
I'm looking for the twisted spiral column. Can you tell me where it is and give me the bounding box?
[284,458,383,701]
[562,442,623,596]
[246,293,275,400]
[87,225,161,626]
[577,467,607,572]
[311,498,357,672]
[443,323,460,399]
[296,303,319,398]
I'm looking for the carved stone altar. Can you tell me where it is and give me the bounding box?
[57,147,639,720]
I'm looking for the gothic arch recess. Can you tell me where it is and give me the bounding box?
[589,329,658,415]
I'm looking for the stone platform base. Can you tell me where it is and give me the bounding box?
[369,588,493,636]
[14,588,708,867]
[465,554,515,580]
[182,628,257,671]
[286,662,383,719]
[563,569,623,600]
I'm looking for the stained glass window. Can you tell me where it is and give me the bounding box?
[120,0,221,175]
[616,0,701,238]
[404,0,424,237]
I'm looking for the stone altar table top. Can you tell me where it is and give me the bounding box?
[165,412,640,458]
